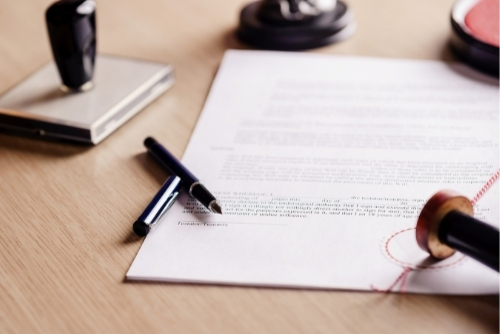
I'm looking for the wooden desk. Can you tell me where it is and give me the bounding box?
[0,0,497,332]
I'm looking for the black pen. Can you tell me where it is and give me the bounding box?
[133,175,182,236]
[144,137,223,214]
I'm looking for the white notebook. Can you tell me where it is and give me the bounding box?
[127,50,499,294]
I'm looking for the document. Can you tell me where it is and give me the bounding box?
[127,50,499,294]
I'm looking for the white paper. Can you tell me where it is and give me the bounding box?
[127,50,499,294]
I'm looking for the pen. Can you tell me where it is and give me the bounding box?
[133,175,182,236]
[144,137,223,214]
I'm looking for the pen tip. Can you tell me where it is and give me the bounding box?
[210,201,223,215]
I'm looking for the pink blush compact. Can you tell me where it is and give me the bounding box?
[451,0,499,76]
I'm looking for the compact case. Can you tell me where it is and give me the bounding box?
[0,55,173,144]
[237,0,355,50]
[450,0,499,76]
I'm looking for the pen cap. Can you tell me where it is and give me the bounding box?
[46,0,97,91]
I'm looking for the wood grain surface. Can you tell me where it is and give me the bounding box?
[0,0,498,333]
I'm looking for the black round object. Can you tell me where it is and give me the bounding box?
[449,1,499,77]
[144,136,156,148]
[133,221,150,237]
[237,1,355,51]
[46,0,97,90]
[439,210,499,272]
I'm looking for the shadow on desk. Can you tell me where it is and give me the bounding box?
[367,292,498,332]
[123,274,498,333]
[122,229,142,245]
[0,132,90,157]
